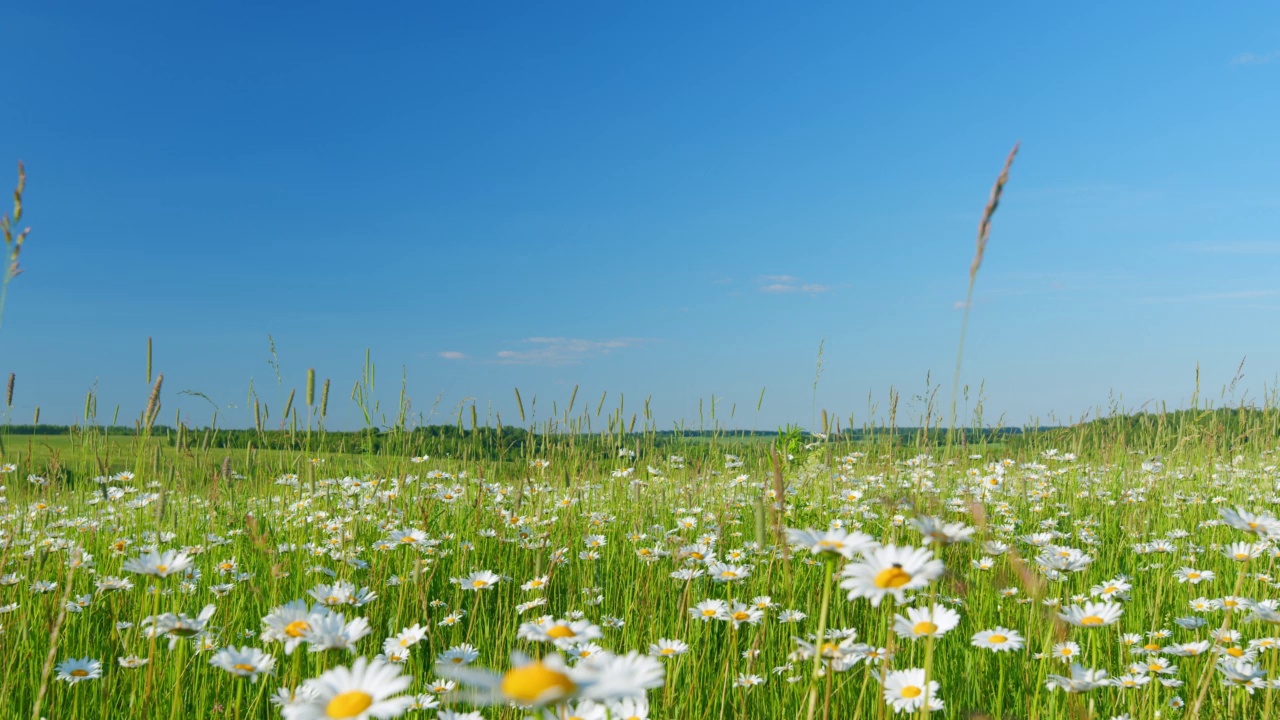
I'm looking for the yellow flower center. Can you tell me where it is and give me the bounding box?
[284,620,311,638]
[874,565,912,589]
[233,663,257,672]
[400,536,416,543]
[546,625,577,639]
[732,611,750,621]
[1187,573,1200,579]
[660,648,676,655]
[326,690,374,718]
[1235,553,1248,560]
[702,608,717,617]
[471,580,488,588]
[70,669,89,677]
[1149,663,1162,671]
[1060,648,1074,656]
[1144,643,1160,652]
[820,642,839,654]
[500,661,577,704]
[720,571,738,579]
[1079,616,1104,626]
[1227,647,1245,657]
[901,686,922,699]
[155,565,168,574]
[988,634,1007,644]
[913,621,938,635]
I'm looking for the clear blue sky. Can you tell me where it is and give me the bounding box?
[2,2,1279,431]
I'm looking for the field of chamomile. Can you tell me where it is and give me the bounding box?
[2,409,1280,720]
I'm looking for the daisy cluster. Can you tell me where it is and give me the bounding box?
[3,444,1280,719]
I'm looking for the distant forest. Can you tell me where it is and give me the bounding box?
[0,406,1273,459]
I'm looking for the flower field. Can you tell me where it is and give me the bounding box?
[3,413,1280,720]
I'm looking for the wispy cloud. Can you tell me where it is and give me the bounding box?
[1232,51,1280,65]
[438,351,468,360]
[1143,289,1280,303]
[755,275,832,294]
[1176,241,1280,255]
[492,337,650,366]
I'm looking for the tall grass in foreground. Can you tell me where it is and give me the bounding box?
[2,400,1280,720]
[3,154,1280,720]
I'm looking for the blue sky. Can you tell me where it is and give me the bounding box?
[1,2,1279,431]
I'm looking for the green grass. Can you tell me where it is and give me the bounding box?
[0,409,1277,720]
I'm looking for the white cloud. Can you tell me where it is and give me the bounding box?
[492,337,649,366]
[1143,289,1280,303]
[438,351,468,360]
[756,276,832,294]
[1232,51,1280,65]
[1178,241,1280,255]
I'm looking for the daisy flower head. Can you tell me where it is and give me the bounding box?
[439,652,583,707]
[1222,541,1264,562]
[691,599,729,622]
[648,638,689,658]
[145,604,217,650]
[123,548,193,578]
[724,602,764,628]
[1219,506,1280,537]
[282,656,413,720]
[1090,578,1131,600]
[893,605,961,640]
[1244,599,1280,624]
[909,516,975,545]
[437,644,480,666]
[972,627,1025,652]
[211,646,276,682]
[391,625,428,649]
[785,527,878,559]
[1045,664,1109,693]
[880,668,939,714]
[840,545,944,607]
[576,651,664,701]
[707,562,751,583]
[1217,658,1268,693]
[1059,600,1123,628]
[519,618,603,650]
[1052,641,1081,662]
[56,657,102,684]
[1174,567,1214,584]
[522,576,550,592]
[440,651,663,708]
[459,570,501,591]
[302,612,372,653]
[261,601,332,655]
